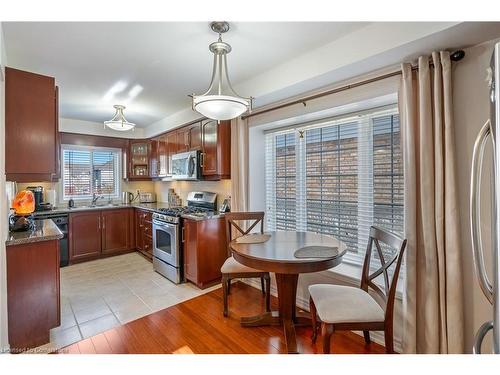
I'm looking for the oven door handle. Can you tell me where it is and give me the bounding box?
[153,219,176,228]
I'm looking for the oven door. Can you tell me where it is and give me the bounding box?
[152,220,179,267]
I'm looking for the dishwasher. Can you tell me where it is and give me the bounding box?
[34,213,69,267]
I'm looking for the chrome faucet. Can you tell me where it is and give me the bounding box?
[91,193,104,206]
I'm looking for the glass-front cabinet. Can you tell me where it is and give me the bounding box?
[129,141,150,178]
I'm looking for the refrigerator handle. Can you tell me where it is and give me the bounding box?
[473,320,494,354]
[470,119,494,304]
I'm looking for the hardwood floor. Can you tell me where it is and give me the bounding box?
[58,282,386,354]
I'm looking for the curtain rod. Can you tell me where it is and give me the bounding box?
[241,50,465,120]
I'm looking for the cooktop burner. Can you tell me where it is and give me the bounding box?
[156,206,210,217]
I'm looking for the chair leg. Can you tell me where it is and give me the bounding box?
[260,277,265,295]
[222,275,229,317]
[363,330,371,344]
[310,297,318,343]
[227,278,231,295]
[384,326,394,354]
[264,276,271,312]
[321,322,334,354]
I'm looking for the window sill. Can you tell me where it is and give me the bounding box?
[324,262,404,301]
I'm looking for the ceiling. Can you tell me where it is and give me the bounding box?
[2,22,369,127]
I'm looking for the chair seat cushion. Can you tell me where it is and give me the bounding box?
[309,284,384,324]
[221,256,264,274]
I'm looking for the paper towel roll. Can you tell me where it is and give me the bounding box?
[46,189,57,206]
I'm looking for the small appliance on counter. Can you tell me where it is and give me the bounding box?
[219,196,231,213]
[27,185,52,211]
[122,191,135,204]
[139,192,156,203]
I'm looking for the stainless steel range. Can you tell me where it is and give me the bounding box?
[152,191,217,283]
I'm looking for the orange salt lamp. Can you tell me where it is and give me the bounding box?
[12,190,35,215]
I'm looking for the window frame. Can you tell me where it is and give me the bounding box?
[264,103,403,268]
[60,144,122,201]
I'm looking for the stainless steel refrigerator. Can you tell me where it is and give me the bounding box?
[470,41,500,354]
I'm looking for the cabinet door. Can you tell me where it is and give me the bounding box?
[201,120,218,176]
[69,211,101,261]
[188,122,202,151]
[129,141,149,178]
[102,209,130,254]
[183,219,198,284]
[177,127,190,153]
[157,135,168,177]
[149,139,159,178]
[135,209,145,252]
[5,67,57,181]
[166,131,178,175]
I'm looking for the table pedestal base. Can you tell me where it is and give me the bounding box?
[240,273,310,354]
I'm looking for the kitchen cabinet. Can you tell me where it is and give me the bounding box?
[187,122,202,151]
[69,211,102,261]
[176,127,190,153]
[102,209,133,254]
[5,67,59,182]
[7,239,60,350]
[157,135,168,177]
[183,217,228,289]
[149,138,159,179]
[136,209,153,259]
[129,140,151,179]
[69,208,135,262]
[166,131,178,175]
[201,120,231,180]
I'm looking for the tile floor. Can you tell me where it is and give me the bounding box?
[35,252,220,352]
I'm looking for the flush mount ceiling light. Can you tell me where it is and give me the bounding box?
[104,105,135,132]
[191,21,252,121]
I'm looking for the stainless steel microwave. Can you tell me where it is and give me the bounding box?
[171,150,200,180]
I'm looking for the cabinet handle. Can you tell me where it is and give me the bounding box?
[102,217,105,229]
[98,217,101,230]
[200,153,205,167]
[182,227,185,243]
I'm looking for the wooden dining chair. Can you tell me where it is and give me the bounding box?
[222,212,271,317]
[309,226,407,354]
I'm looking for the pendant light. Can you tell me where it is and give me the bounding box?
[191,21,252,121]
[104,105,136,131]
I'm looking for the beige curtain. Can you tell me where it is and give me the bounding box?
[230,117,249,212]
[399,51,464,353]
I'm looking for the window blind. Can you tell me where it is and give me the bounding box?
[62,145,121,200]
[265,105,403,266]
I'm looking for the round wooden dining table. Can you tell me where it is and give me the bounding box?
[230,231,346,354]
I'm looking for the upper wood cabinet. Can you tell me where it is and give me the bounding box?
[187,122,202,151]
[201,120,231,180]
[5,67,59,182]
[129,140,152,180]
[157,135,168,177]
[166,131,178,175]
[149,138,159,179]
[176,127,190,153]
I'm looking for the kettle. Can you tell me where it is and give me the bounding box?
[122,191,134,204]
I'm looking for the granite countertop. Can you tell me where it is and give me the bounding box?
[32,202,226,221]
[7,219,64,246]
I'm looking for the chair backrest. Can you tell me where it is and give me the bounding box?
[360,226,407,321]
[224,212,265,257]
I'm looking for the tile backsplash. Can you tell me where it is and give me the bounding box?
[154,180,231,210]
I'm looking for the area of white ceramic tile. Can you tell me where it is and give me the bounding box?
[37,252,220,352]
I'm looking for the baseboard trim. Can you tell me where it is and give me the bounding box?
[241,278,402,353]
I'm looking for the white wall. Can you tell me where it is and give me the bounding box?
[453,38,499,353]
[60,117,145,139]
[0,22,9,351]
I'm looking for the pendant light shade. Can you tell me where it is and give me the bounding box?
[191,22,252,121]
[104,105,136,132]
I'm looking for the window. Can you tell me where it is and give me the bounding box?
[265,105,403,266]
[62,145,121,200]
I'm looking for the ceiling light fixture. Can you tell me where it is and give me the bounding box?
[104,105,136,132]
[191,21,252,121]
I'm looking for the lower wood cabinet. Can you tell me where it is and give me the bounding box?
[183,217,228,289]
[7,240,60,350]
[135,209,153,259]
[69,208,135,263]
